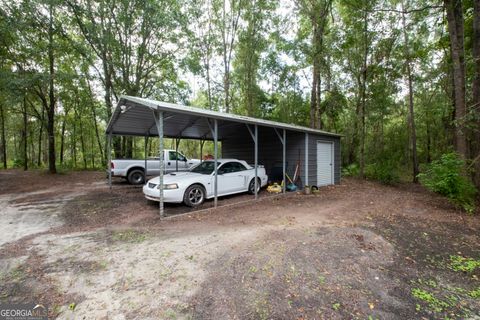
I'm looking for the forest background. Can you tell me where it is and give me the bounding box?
[0,0,479,206]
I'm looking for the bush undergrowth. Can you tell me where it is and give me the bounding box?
[418,152,477,214]
[365,161,400,185]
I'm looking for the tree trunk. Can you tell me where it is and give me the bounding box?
[0,103,6,169]
[71,118,77,168]
[402,3,419,182]
[38,114,43,167]
[444,0,467,158]
[74,99,87,170]
[79,117,87,169]
[47,3,56,173]
[60,109,68,165]
[310,60,318,129]
[23,95,28,171]
[223,66,231,113]
[206,55,213,110]
[359,7,369,179]
[91,104,104,164]
[125,137,133,158]
[87,79,105,164]
[316,69,322,129]
[472,0,480,188]
[29,125,35,168]
[310,26,322,130]
[426,112,432,163]
[91,134,95,168]
[222,0,230,113]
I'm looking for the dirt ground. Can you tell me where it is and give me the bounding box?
[0,169,479,319]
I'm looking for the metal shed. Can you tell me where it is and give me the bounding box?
[106,96,342,216]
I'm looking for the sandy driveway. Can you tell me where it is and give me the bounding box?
[0,170,479,319]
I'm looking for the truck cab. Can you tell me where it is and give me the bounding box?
[109,150,201,185]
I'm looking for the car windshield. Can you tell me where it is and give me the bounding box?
[190,161,220,174]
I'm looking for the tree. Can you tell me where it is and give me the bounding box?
[472,0,480,188]
[444,0,467,158]
[213,0,243,112]
[188,0,218,110]
[296,0,333,129]
[401,0,419,182]
[2,0,66,173]
[67,0,187,158]
[234,0,276,116]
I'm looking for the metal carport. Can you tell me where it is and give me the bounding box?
[105,95,342,217]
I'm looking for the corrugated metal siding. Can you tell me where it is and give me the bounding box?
[223,128,341,188]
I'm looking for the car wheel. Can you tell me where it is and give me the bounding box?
[127,169,145,185]
[183,184,205,207]
[248,178,261,195]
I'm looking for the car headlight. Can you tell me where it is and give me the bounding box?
[158,183,179,190]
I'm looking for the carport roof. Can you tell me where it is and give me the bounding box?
[106,95,343,140]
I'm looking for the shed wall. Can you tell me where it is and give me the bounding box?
[222,127,341,187]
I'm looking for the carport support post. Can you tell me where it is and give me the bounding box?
[274,128,286,194]
[305,133,309,186]
[175,138,180,172]
[283,129,286,194]
[144,136,148,179]
[154,110,165,217]
[254,125,258,200]
[213,119,218,207]
[247,124,259,200]
[107,133,112,190]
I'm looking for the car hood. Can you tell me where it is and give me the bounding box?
[147,172,206,185]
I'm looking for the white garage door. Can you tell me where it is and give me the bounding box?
[317,141,333,186]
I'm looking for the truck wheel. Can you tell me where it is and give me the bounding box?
[127,169,145,185]
[248,178,261,194]
[183,184,205,207]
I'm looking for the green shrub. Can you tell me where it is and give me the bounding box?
[342,163,359,177]
[418,152,477,214]
[12,158,24,168]
[365,161,400,185]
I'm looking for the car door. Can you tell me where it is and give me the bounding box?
[217,162,247,194]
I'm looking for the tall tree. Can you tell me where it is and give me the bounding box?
[444,0,467,158]
[68,0,186,157]
[401,0,419,182]
[213,0,243,112]
[46,1,56,173]
[472,0,480,188]
[234,0,276,116]
[296,0,332,129]
[189,0,218,110]
[0,102,6,169]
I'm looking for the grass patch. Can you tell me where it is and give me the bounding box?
[410,276,480,318]
[411,288,450,313]
[469,287,480,299]
[253,294,270,320]
[111,230,148,243]
[0,266,25,283]
[449,255,480,273]
[332,302,341,311]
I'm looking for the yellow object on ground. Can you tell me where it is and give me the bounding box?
[267,183,282,193]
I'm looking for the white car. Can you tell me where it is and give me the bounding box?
[143,159,268,207]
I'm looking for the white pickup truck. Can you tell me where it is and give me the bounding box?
[109,150,201,185]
